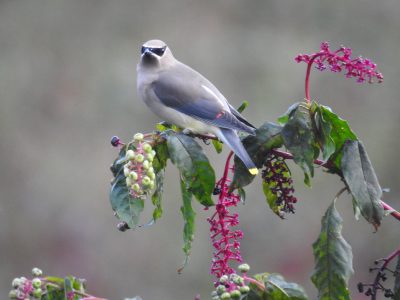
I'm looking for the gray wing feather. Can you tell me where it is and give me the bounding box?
[152,66,255,134]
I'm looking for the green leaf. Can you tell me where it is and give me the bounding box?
[178,179,195,273]
[150,141,169,222]
[341,140,383,228]
[394,256,400,300]
[281,105,317,185]
[311,199,353,300]
[262,179,283,219]
[211,139,223,153]
[110,173,144,229]
[231,122,283,189]
[165,132,215,207]
[278,102,300,125]
[264,273,309,300]
[316,105,357,170]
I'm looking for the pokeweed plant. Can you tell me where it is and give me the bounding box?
[8,42,400,300]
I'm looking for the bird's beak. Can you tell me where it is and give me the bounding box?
[142,48,153,58]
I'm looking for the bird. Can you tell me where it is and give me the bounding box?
[136,39,258,175]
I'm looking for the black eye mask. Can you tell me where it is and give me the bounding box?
[141,46,167,57]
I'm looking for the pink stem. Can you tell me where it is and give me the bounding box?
[305,52,325,103]
[243,274,265,291]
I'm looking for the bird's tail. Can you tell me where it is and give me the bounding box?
[217,128,258,175]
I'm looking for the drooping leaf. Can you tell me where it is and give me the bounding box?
[165,132,215,207]
[394,256,400,300]
[262,179,284,219]
[178,179,195,273]
[110,174,144,229]
[278,102,300,125]
[211,139,223,153]
[341,140,383,228]
[264,273,309,300]
[231,122,283,189]
[312,105,357,171]
[150,141,169,222]
[311,200,353,300]
[281,105,318,185]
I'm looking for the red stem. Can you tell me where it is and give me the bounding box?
[305,52,325,103]
[271,149,400,222]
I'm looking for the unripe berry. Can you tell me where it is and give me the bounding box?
[142,160,150,170]
[151,150,156,156]
[123,166,130,177]
[143,143,152,153]
[146,153,154,162]
[211,291,218,297]
[212,297,220,300]
[147,167,155,174]
[147,181,155,190]
[238,263,250,273]
[135,154,144,163]
[129,171,138,181]
[216,285,226,294]
[126,177,133,187]
[132,183,141,193]
[8,290,17,299]
[232,275,244,285]
[32,278,41,288]
[147,171,156,180]
[11,278,21,288]
[33,288,42,299]
[219,275,229,284]
[142,176,151,186]
[230,290,241,299]
[126,150,135,160]
[133,133,144,141]
[220,292,231,299]
[239,286,250,294]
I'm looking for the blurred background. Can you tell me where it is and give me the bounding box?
[1,0,399,299]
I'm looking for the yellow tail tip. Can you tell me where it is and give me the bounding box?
[248,168,258,175]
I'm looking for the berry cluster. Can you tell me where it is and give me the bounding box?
[123,133,156,197]
[9,268,43,300]
[295,41,383,84]
[210,264,251,300]
[262,155,297,217]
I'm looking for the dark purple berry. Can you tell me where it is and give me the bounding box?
[111,136,120,147]
[117,222,130,232]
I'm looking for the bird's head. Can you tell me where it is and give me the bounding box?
[139,39,174,69]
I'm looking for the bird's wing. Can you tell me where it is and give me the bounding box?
[228,104,256,129]
[152,66,255,134]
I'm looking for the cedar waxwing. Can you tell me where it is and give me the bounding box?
[137,39,258,175]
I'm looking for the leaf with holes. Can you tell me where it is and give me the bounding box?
[341,140,383,228]
[311,200,353,300]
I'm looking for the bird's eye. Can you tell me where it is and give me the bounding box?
[141,46,146,54]
[150,46,166,57]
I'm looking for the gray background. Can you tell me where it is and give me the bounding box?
[0,0,399,299]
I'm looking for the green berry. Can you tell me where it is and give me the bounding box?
[232,275,243,285]
[142,160,150,170]
[129,171,138,181]
[212,297,220,300]
[230,290,241,299]
[32,278,41,288]
[219,275,229,284]
[216,285,226,294]
[123,166,130,177]
[220,292,231,299]
[33,288,42,299]
[126,177,133,187]
[143,143,152,153]
[126,150,135,160]
[238,263,250,273]
[148,171,156,180]
[147,181,155,190]
[211,291,218,297]
[239,286,250,293]
[132,183,141,192]
[133,133,144,141]
[151,150,156,156]
[11,278,21,288]
[8,290,17,299]
[142,176,151,186]
[135,154,144,163]
[146,153,154,162]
